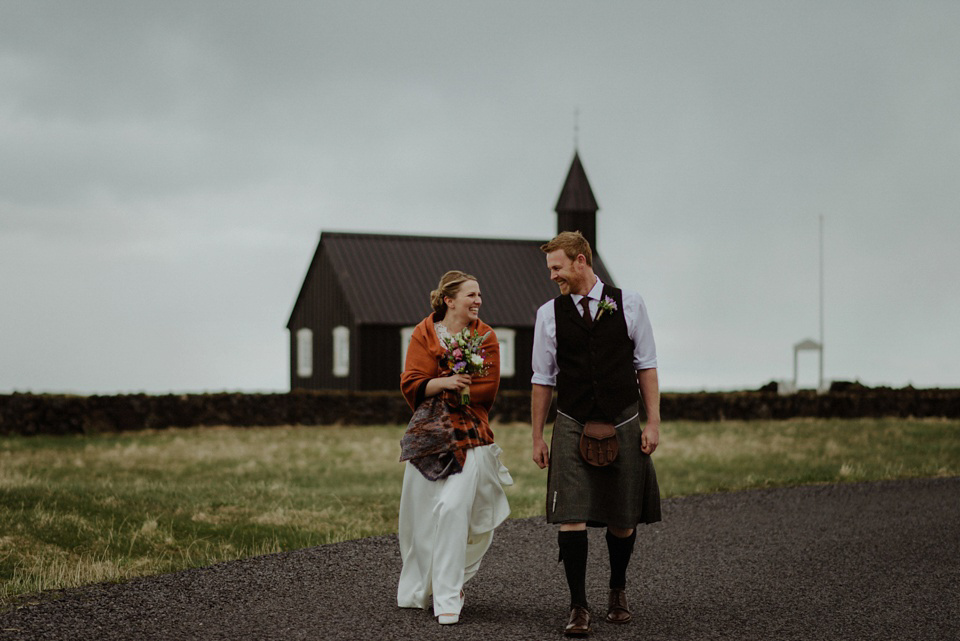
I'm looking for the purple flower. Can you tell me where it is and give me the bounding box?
[597,296,618,319]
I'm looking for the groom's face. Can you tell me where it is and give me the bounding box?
[546,249,586,296]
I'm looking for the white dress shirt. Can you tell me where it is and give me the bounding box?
[531,278,657,387]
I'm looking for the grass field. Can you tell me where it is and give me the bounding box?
[2,417,958,602]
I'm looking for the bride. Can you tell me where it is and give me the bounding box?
[397,270,512,625]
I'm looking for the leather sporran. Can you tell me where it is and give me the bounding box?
[579,421,619,466]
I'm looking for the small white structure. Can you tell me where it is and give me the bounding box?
[791,338,827,394]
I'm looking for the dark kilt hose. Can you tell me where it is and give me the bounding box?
[547,286,661,528]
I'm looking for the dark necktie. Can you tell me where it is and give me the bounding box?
[580,297,593,327]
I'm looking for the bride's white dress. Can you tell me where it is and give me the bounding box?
[396,442,513,616]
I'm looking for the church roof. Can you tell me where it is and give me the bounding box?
[289,231,616,327]
[555,152,599,213]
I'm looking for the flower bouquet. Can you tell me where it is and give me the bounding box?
[440,327,490,406]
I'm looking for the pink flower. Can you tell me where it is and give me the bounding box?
[452,348,463,360]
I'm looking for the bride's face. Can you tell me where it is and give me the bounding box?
[445,280,481,323]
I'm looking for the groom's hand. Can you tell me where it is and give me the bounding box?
[532,437,550,469]
[641,421,660,455]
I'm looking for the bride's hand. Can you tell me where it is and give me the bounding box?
[425,374,472,398]
[443,374,472,391]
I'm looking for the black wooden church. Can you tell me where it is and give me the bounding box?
[286,153,616,392]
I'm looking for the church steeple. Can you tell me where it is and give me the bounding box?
[555,152,599,252]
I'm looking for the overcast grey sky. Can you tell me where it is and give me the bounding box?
[2,0,958,394]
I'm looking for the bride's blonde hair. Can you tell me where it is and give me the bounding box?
[430,270,478,315]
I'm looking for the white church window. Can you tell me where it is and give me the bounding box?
[495,327,515,378]
[332,326,350,377]
[400,326,416,369]
[296,328,313,378]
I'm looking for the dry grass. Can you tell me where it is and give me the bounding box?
[1,418,957,603]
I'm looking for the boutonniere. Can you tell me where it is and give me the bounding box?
[596,295,618,320]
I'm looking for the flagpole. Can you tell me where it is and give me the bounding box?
[819,215,824,391]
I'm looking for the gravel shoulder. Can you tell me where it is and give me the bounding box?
[2,477,958,641]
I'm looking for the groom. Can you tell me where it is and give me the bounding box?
[530,231,662,637]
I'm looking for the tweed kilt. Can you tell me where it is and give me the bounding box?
[546,403,661,529]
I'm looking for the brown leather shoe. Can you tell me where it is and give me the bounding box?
[606,588,632,624]
[564,605,591,637]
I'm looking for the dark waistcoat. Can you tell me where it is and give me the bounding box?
[555,285,640,423]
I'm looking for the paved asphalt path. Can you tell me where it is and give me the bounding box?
[2,477,958,641]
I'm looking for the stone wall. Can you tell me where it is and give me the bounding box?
[2,386,959,436]
[658,387,960,421]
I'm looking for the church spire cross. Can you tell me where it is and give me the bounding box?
[574,107,580,149]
